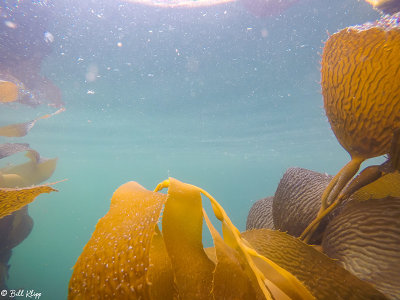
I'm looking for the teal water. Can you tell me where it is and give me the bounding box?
[1,0,382,299]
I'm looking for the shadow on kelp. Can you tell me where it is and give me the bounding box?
[0,0,65,290]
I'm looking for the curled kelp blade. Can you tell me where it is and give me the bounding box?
[68,182,167,299]
[0,152,57,188]
[322,197,400,299]
[244,229,388,299]
[172,178,315,300]
[0,143,39,161]
[0,107,65,137]
[158,178,215,299]
[0,80,19,103]
[246,196,275,231]
[0,183,57,219]
[203,209,265,299]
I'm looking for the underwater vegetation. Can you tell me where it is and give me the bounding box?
[68,9,400,300]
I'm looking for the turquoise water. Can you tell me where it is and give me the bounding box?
[1,0,381,299]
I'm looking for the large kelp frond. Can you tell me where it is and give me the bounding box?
[0,183,57,219]
[156,178,314,300]
[160,178,214,299]
[68,182,167,299]
[244,229,388,299]
[70,178,316,299]
[0,107,65,137]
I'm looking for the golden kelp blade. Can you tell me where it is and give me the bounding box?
[157,178,315,300]
[147,226,175,300]
[161,178,214,299]
[0,80,18,103]
[0,184,57,219]
[0,107,65,137]
[203,210,265,299]
[68,182,167,300]
[0,152,57,188]
[244,229,388,299]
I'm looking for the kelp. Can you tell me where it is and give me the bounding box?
[0,107,65,137]
[0,143,39,160]
[0,183,57,219]
[69,177,386,299]
[301,13,400,242]
[0,80,19,103]
[0,151,57,188]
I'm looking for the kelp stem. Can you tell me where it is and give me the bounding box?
[300,156,364,243]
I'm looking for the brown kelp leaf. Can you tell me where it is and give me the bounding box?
[203,210,264,300]
[0,107,65,137]
[0,184,57,219]
[272,168,333,243]
[322,197,400,299]
[246,196,275,231]
[244,229,388,299]
[68,182,167,299]
[160,178,214,299]
[0,143,39,160]
[0,152,57,188]
[0,80,18,103]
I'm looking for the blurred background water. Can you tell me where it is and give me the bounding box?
[0,0,382,298]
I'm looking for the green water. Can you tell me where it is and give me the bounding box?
[0,0,382,299]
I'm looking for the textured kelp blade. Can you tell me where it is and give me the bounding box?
[68,182,167,299]
[147,226,175,300]
[203,210,264,300]
[199,187,315,300]
[0,107,65,137]
[0,184,57,219]
[243,229,388,299]
[0,143,39,160]
[161,178,214,299]
[0,80,18,103]
[351,172,400,201]
[0,152,57,187]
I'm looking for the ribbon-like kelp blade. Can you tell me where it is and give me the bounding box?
[161,178,214,299]
[68,182,167,299]
[0,183,57,219]
[0,108,65,137]
[199,186,315,300]
[203,209,264,300]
